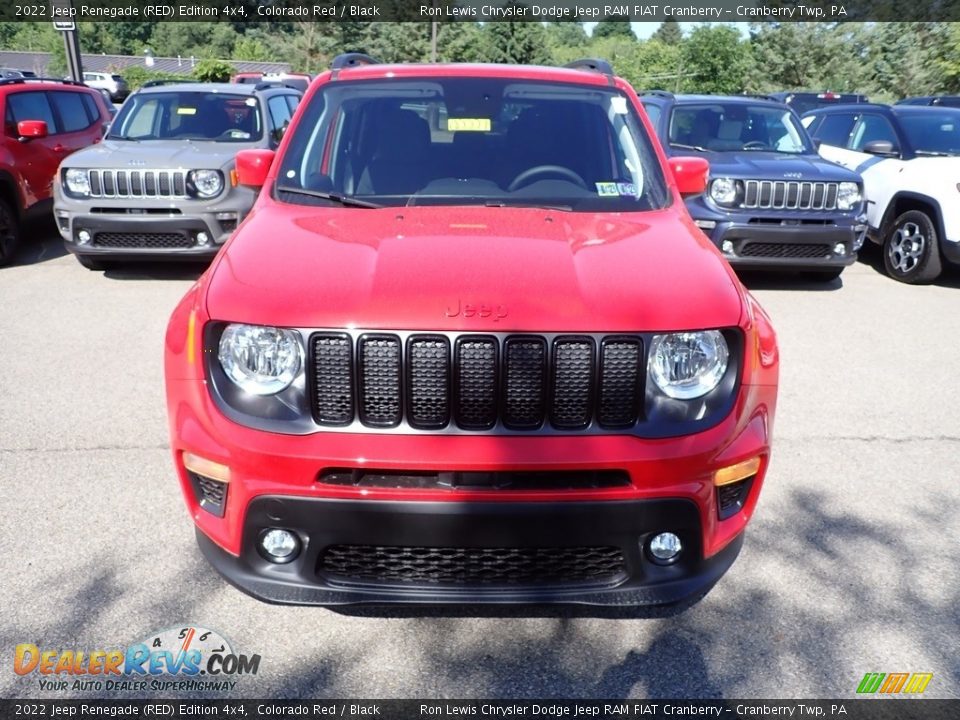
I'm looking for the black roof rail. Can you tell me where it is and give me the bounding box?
[641,89,675,99]
[140,79,187,88]
[743,93,779,102]
[0,77,85,87]
[331,53,380,70]
[254,80,303,92]
[564,58,614,76]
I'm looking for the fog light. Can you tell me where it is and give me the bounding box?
[648,532,682,563]
[833,242,846,255]
[721,240,735,254]
[259,528,300,563]
[196,231,211,246]
[77,230,92,245]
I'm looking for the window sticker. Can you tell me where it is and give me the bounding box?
[611,96,628,114]
[595,182,620,197]
[447,118,491,132]
[176,107,197,115]
[617,182,638,197]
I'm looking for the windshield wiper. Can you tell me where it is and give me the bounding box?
[483,200,573,212]
[670,142,712,152]
[275,187,383,209]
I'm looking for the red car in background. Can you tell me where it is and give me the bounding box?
[166,55,779,606]
[232,71,312,93]
[0,77,112,265]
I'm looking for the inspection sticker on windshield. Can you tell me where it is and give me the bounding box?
[596,182,637,197]
[447,118,491,132]
[176,107,197,115]
[617,182,638,196]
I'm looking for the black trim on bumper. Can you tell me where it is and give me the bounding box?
[941,239,960,266]
[196,497,743,606]
[712,222,858,270]
[65,216,219,261]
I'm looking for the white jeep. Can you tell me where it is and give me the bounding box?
[802,104,960,283]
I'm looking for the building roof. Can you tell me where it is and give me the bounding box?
[0,50,289,76]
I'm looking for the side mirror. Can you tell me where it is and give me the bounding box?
[863,140,899,158]
[668,156,710,197]
[17,120,48,140]
[235,149,275,188]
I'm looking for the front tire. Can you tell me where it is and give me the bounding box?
[883,210,942,284]
[0,198,22,267]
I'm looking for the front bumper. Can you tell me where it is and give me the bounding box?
[197,498,745,606]
[54,186,254,261]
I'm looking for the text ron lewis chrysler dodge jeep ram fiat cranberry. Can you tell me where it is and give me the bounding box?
[164,56,779,606]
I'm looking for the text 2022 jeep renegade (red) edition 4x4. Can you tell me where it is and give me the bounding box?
[165,56,779,606]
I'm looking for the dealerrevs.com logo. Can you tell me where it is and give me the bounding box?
[856,672,933,694]
[14,626,260,692]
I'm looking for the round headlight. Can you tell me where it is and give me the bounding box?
[189,169,224,198]
[709,178,739,206]
[649,331,729,400]
[64,169,90,196]
[218,324,302,396]
[836,181,861,211]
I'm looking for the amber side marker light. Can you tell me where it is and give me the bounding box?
[714,456,762,487]
[183,452,231,484]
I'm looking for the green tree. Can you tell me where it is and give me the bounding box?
[436,22,489,63]
[481,19,552,65]
[592,20,635,40]
[148,22,236,60]
[545,21,588,50]
[681,25,752,94]
[652,17,683,45]
[363,22,431,62]
[193,58,234,83]
[233,36,271,62]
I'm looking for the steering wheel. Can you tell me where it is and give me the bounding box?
[508,165,587,192]
[742,140,769,149]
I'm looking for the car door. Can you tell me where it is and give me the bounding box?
[48,89,103,159]
[3,89,63,208]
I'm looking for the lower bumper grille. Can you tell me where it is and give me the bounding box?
[740,242,831,259]
[318,544,627,587]
[93,231,194,249]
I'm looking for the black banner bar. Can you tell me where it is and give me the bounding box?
[0,700,958,720]
[1,1,959,23]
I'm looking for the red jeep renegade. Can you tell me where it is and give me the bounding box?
[165,55,779,606]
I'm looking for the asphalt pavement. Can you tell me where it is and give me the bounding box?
[1,224,958,699]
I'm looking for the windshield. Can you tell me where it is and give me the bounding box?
[896,110,960,155]
[669,103,811,154]
[109,91,263,142]
[276,78,669,211]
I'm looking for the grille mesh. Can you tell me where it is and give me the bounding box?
[740,243,832,259]
[319,544,626,586]
[550,339,594,429]
[407,337,450,429]
[455,338,498,429]
[92,232,193,249]
[309,333,650,432]
[88,169,189,199]
[503,338,547,429]
[742,180,840,210]
[598,340,642,427]
[311,334,353,425]
[358,336,402,427]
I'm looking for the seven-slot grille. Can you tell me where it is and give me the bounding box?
[309,333,644,432]
[742,180,840,211]
[87,169,189,199]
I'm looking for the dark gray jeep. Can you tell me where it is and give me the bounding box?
[642,92,867,281]
[54,80,301,269]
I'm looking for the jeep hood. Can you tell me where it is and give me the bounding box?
[63,140,255,170]
[204,205,745,333]
[679,150,859,183]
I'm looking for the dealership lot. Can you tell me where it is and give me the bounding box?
[1,226,958,699]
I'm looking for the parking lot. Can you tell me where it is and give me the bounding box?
[1,223,958,699]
